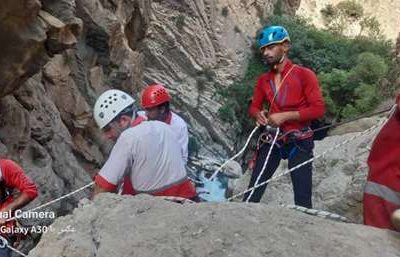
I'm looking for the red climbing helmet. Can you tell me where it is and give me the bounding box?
[141,84,171,108]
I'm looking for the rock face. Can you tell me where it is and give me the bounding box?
[0,0,294,243]
[28,194,400,257]
[0,0,301,219]
[0,0,92,218]
[0,0,78,97]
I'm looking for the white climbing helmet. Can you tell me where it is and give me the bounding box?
[94,89,135,129]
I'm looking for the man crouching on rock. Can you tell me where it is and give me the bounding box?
[0,159,38,257]
[91,89,197,201]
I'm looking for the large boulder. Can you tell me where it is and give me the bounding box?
[28,194,400,257]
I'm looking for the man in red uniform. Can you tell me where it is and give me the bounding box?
[363,94,400,231]
[0,159,38,257]
[243,26,325,208]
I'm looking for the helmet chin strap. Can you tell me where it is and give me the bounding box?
[272,54,286,71]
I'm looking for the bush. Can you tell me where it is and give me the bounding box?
[174,15,185,30]
[221,7,229,17]
[321,0,382,37]
[188,137,199,157]
[350,52,388,85]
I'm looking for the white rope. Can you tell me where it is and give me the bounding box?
[228,106,395,202]
[7,245,28,257]
[284,204,349,223]
[6,182,95,222]
[245,127,280,202]
[158,196,196,204]
[209,125,259,181]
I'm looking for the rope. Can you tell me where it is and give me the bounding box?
[158,196,196,204]
[209,126,259,181]
[7,245,28,257]
[227,105,395,202]
[245,127,280,202]
[6,182,95,222]
[312,105,395,134]
[284,204,349,223]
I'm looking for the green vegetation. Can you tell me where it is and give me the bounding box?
[188,136,199,157]
[234,25,241,34]
[321,0,382,38]
[273,1,284,16]
[174,15,186,30]
[217,11,396,135]
[221,7,229,17]
[217,57,265,133]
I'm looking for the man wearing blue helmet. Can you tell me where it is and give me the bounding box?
[244,25,325,208]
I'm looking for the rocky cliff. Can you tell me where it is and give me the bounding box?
[0,0,279,217]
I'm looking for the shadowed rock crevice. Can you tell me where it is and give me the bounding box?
[124,2,147,51]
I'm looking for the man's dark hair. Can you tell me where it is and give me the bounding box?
[157,102,170,113]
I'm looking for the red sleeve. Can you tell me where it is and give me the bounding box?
[298,68,325,121]
[0,160,38,200]
[249,76,267,118]
[94,175,117,191]
[131,115,147,127]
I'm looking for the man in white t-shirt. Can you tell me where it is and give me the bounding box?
[92,89,196,199]
[139,84,189,164]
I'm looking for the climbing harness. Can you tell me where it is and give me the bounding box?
[245,127,280,202]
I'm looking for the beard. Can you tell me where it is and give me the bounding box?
[263,54,284,67]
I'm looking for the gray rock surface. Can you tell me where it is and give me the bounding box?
[28,194,400,257]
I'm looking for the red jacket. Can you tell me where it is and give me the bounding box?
[0,159,38,236]
[249,60,325,132]
[363,95,400,231]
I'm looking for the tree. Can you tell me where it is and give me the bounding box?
[320,0,381,37]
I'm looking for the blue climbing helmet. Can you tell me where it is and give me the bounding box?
[257,25,290,49]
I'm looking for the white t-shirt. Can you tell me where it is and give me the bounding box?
[137,111,189,164]
[98,121,187,192]
[169,112,189,164]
